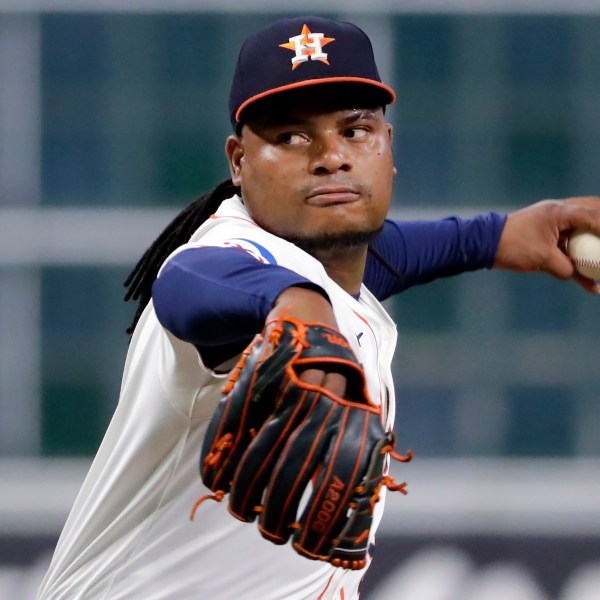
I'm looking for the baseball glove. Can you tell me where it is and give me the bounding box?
[192,315,412,570]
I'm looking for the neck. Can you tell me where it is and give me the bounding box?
[310,246,368,296]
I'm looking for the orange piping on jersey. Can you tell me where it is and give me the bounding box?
[209,214,260,227]
[317,573,335,600]
[340,588,346,600]
[351,309,384,409]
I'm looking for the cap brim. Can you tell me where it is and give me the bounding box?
[235,77,396,124]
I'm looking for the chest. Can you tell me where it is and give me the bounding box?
[327,289,397,431]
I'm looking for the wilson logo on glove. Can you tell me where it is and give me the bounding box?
[312,476,345,533]
[190,315,413,571]
[321,332,351,349]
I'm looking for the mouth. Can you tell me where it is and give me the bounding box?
[305,186,362,207]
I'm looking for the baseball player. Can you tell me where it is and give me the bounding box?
[38,16,600,600]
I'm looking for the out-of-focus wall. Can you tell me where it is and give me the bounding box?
[2,6,599,459]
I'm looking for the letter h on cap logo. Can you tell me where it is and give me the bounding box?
[279,24,335,70]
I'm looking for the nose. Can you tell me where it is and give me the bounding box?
[309,134,352,175]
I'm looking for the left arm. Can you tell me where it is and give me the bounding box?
[364,213,506,300]
[365,197,600,301]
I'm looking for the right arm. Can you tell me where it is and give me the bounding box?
[152,246,334,369]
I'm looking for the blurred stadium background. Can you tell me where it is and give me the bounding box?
[1,1,600,598]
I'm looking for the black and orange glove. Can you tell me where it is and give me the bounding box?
[193,315,412,570]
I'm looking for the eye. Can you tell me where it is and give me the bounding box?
[344,127,369,139]
[278,132,309,145]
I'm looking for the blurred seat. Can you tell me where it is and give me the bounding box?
[560,560,600,600]
[462,562,549,600]
[372,545,474,600]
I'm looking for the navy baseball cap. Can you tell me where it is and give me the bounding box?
[229,16,396,129]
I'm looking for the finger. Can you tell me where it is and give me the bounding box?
[558,201,600,236]
[299,368,326,386]
[544,248,577,280]
[322,372,347,398]
[544,246,600,293]
[564,196,600,210]
[573,270,600,294]
[299,369,347,397]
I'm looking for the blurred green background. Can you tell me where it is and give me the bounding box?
[1,10,599,459]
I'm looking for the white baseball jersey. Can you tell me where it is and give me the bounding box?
[38,195,398,600]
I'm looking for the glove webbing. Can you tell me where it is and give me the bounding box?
[190,316,414,571]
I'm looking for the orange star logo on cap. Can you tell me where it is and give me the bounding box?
[279,24,335,70]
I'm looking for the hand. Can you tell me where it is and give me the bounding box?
[494,196,600,293]
[198,315,406,570]
[268,286,347,395]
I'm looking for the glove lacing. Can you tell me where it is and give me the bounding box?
[191,436,413,522]
[190,432,234,520]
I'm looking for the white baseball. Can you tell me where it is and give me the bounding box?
[567,230,600,280]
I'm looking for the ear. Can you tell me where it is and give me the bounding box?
[225,135,244,186]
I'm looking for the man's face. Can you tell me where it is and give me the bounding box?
[226,90,395,254]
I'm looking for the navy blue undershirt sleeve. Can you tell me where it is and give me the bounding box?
[152,213,506,367]
[365,212,507,301]
[152,246,326,367]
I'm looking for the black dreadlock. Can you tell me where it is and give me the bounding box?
[123,177,403,336]
[123,178,241,335]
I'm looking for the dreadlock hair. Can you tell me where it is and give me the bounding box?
[123,178,241,335]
